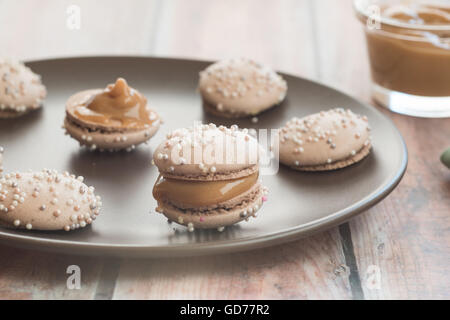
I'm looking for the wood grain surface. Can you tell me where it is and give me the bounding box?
[0,0,448,300]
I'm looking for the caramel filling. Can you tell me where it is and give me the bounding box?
[153,173,258,208]
[72,78,155,129]
[362,3,450,97]
[384,4,450,25]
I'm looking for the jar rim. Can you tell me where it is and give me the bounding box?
[353,0,450,32]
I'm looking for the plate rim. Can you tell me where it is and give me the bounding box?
[0,55,408,257]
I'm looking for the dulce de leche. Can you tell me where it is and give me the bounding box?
[67,78,156,130]
[361,2,450,97]
[153,173,258,209]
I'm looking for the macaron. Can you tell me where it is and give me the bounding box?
[152,123,268,231]
[278,108,372,171]
[199,58,287,118]
[0,58,47,118]
[64,78,161,152]
[0,169,101,231]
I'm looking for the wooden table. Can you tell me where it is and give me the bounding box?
[0,0,448,300]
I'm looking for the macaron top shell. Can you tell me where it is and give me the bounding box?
[199,58,287,115]
[279,109,371,167]
[153,123,259,180]
[0,170,101,231]
[0,58,47,110]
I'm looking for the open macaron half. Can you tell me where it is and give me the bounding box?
[199,58,287,118]
[0,58,46,118]
[152,123,268,231]
[64,78,161,152]
[278,108,372,171]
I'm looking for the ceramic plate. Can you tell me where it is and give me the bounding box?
[0,57,407,257]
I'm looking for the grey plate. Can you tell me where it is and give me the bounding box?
[0,56,407,257]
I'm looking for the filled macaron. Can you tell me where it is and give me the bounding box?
[152,123,268,231]
[278,108,372,171]
[0,169,101,231]
[64,78,161,152]
[199,58,287,118]
[0,58,47,118]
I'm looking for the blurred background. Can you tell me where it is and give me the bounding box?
[0,0,448,300]
[0,0,370,101]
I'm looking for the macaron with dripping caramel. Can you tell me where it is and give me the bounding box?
[64,78,161,152]
[152,123,268,231]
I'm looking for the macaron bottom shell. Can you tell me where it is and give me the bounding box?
[156,183,267,230]
[284,143,372,171]
[64,117,159,152]
[202,99,279,119]
[0,105,41,119]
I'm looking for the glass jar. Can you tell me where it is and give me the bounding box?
[354,0,450,118]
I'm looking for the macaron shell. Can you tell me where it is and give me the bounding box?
[288,143,372,171]
[0,108,37,119]
[0,171,101,231]
[279,109,371,169]
[64,117,160,151]
[202,100,250,119]
[159,165,258,182]
[199,58,287,116]
[157,183,265,229]
[153,124,259,180]
[0,58,46,117]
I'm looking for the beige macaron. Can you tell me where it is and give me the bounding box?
[152,123,268,231]
[0,58,46,118]
[199,58,287,118]
[0,169,101,231]
[64,78,161,152]
[278,108,372,171]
